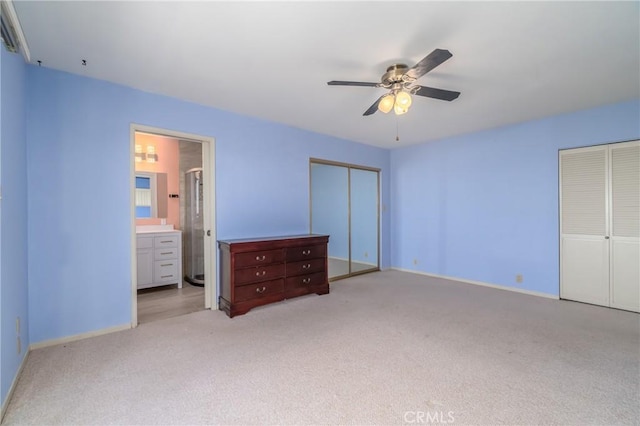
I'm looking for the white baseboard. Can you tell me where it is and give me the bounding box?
[1,350,29,423]
[29,323,131,350]
[391,268,559,300]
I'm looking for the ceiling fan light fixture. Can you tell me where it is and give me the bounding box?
[378,94,395,113]
[393,90,412,115]
[395,90,412,109]
[394,103,409,115]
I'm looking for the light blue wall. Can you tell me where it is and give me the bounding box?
[390,99,640,296]
[18,56,639,353]
[0,48,28,407]
[26,66,391,344]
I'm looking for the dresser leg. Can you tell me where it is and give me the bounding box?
[315,285,330,296]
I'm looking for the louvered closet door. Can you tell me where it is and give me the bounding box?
[609,141,640,312]
[560,146,610,306]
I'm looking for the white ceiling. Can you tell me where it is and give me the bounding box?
[11,1,640,149]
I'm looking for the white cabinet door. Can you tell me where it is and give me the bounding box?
[560,146,609,305]
[136,248,154,288]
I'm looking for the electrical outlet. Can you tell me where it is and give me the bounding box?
[413,258,418,265]
[516,274,523,283]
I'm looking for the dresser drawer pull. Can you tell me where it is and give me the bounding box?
[159,240,173,244]
[255,286,267,293]
[255,270,267,277]
[302,263,311,269]
[161,263,173,267]
[255,255,266,261]
[302,278,311,284]
[302,249,311,256]
[161,275,173,279]
[160,252,172,255]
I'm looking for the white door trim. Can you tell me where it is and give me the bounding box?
[130,124,217,327]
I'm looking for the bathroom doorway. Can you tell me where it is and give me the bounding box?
[130,124,216,326]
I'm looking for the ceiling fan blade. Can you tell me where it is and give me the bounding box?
[327,80,379,87]
[413,85,460,101]
[405,49,453,80]
[363,96,384,116]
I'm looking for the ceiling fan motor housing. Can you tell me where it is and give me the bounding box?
[381,64,410,85]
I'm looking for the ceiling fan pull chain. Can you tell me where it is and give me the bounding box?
[396,116,400,142]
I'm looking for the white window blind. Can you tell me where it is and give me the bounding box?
[135,188,152,207]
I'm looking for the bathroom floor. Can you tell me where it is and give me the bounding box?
[137,282,205,324]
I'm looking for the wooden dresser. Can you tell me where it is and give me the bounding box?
[218,234,329,317]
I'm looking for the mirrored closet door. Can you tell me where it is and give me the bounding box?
[310,159,380,280]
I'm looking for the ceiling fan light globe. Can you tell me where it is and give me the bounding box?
[395,90,412,108]
[394,103,409,115]
[378,94,395,113]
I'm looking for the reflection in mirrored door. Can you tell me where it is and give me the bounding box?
[350,168,379,274]
[310,163,350,278]
[310,159,380,280]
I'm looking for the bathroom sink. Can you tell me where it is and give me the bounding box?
[136,224,176,233]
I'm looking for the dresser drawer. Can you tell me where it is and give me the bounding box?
[154,247,178,260]
[234,249,285,268]
[154,235,179,248]
[234,279,284,302]
[154,260,179,283]
[286,244,326,262]
[286,258,325,277]
[234,263,285,286]
[285,272,326,291]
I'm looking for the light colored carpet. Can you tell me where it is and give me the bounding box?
[3,270,639,425]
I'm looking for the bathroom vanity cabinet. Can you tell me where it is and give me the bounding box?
[136,230,183,289]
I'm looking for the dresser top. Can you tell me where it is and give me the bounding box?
[218,234,329,245]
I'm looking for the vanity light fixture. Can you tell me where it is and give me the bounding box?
[146,145,159,163]
[135,144,146,163]
[135,144,159,163]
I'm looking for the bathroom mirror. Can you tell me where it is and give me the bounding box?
[310,159,380,280]
[135,172,168,218]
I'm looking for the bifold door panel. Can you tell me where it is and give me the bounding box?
[560,140,639,312]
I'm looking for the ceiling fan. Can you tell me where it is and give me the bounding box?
[327,48,460,116]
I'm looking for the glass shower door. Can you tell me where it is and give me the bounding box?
[184,168,205,286]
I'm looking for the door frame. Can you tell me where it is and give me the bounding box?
[130,124,217,327]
